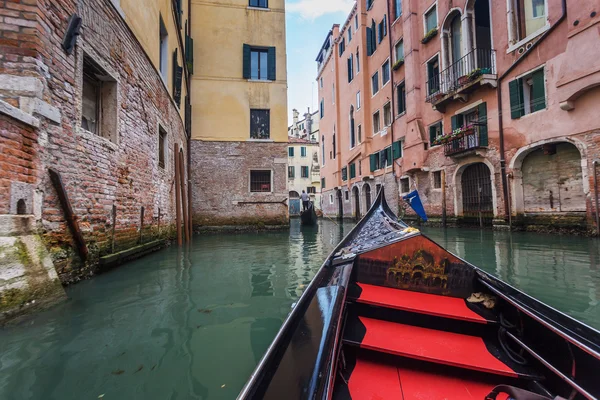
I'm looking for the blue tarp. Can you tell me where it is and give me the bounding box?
[403,190,428,222]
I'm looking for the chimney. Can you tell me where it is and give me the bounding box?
[293,109,299,125]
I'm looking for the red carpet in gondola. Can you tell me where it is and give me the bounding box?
[353,283,491,324]
[346,357,403,400]
[346,316,519,377]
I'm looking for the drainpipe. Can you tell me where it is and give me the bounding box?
[594,161,600,236]
[496,0,567,223]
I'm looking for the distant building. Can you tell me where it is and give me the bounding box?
[288,109,320,142]
[288,138,322,214]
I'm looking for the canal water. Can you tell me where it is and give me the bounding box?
[0,220,599,400]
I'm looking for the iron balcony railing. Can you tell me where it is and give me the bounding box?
[444,126,486,156]
[426,48,496,103]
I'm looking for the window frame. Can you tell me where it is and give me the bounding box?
[400,177,410,194]
[159,15,169,83]
[383,102,392,127]
[372,110,381,135]
[381,59,391,87]
[249,109,271,140]
[249,169,273,193]
[432,170,442,190]
[248,0,268,8]
[250,48,269,81]
[158,125,167,170]
[423,2,438,35]
[301,166,309,178]
[288,166,295,178]
[356,91,361,110]
[371,71,379,96]
[397,81,406,116]
[394,39,404,63]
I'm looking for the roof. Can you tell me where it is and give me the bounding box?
[288,137,317,144]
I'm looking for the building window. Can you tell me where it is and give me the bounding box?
[301,166,309,178]
[322,136,325,166]
[433,171,442,189]
[356,91,361,109]
[378,15,387,43]
[355,14,359,30]
[320,77,323,88]
[394,40,404,63]
[356,49,360,72]
[330,194,334,204]
[424,4,437,34]
[347,54,354,82]
[383,102,392,126]
[372,111,380,134]
[301,146,307,157]
[342,167,348,181]
[288,166,295,178]
[249,0,268,7]
[358,160,362,176]
[380,146,392,168]
[322,177,326,189]
[339,38,346,57]
[243,45,275,81]
[158,126,167,169]
[510,67,546,119]
[348,27,353,42]
[320,99,324,118]
[394,0,402,20]
[401,177,410,193]
[307,186,316,194]
[367,19,377,56]
[159,16,168,82]
[514,0,547,39]
[397,82,406,115]
[357,125,362,143]
[427,55,440,95]
[345,190,349,201]
[367,0,374,10]
[370,152,381,171]
[382,60,390,86]
[428,121,443,145]
[289,147,294,157]
[250,170,272,192]
[350,106,356,148]
[350,163,356,179]
[81,55,118,142]
[250,109,270,139]
[371,71,379,95]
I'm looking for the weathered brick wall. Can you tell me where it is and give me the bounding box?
[1,0,189,282]
[190,141,288,227]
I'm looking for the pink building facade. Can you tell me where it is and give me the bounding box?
[317,0,600,232]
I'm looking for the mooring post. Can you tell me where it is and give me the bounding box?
[158,207,161,238]
[174,143,182,246]
[111,204,117,254]
[441,170,447,228]
[140,206,145,244]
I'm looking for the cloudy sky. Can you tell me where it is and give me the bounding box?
[285,0,355,125]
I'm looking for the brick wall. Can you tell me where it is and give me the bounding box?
[190,141,288,227]
[0,0,189,282]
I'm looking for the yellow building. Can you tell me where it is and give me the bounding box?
[189,0,289,227]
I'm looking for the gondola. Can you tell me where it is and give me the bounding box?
[239,188,600,400]
[300,202,318,226]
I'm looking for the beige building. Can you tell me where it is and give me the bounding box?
[189,0,289,227]
[288,138,322,213]
[288,108,320,142]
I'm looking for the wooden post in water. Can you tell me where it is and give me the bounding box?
[139,206,145,244]
[441,170,447,228]
[174,144,182,246]
[179,150,189,243]
[111,204,117,253]
[158,207,161,238]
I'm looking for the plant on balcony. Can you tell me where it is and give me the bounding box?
[431,91,446,103]
[457,75,471,85]
[421,28,438,44]
[432,124,475,146]
[392,58,404,71]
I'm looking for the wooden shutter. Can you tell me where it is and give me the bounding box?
[268,47,276,81]
[531,69,546,112]
[366,27,373,56]
[387,147,393,164]
[429,124,437,144]
[243,44,251,79]
[185,95,192,136]
[350,163,356,179]
[451,114,464,131]
[370,154,376,172]
[172,49,183,107]
[393,141,402,160]
[383,15,387,37]
[289,147,294,156]
[509,78,524,119]
[185,34,194,74]
[478,102,488,146]
[347,57,352,82]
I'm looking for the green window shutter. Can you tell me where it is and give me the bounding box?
[243,44,251,79]
[321,178,325,189]
[350,163,356,179]
[383,15,387,37]
[289,147,294,157]
[342,167,348,181]
[186,35,194,74]
[172,49,183,107]
[451,114,464,131]
[392,141,402,160]
[429,125,437,144]
[478,102,488,146]
[387,147,393,164]
[531,69,546,112]
[370,154,376,172]
[268,47,276,81]
[366,27,373,56]
[509,78,524,119]
[301,147,306,157]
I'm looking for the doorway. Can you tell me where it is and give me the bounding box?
[461,163,493,225]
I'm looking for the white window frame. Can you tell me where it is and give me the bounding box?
[159,15,169,83]
[356,91,361,110]
[383,101,392,127]
[431,169,443,191]
[400,176,411,195]
[381,58,391,88]
[330,194,334,204]
[371,71,379,96]
[372,110,381,135]
[423,2,438,35]
[515,64,547,116]
[394,39,404,63]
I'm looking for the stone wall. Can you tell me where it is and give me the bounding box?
[190,141,288,227]
[0,0,189,284]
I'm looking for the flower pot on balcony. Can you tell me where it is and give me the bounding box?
[431,92,445,103]
[458,75,471,86]
[421,28,438,44]
[392,59,404,71]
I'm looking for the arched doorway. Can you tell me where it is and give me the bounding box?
[461,163,493,225]
[521,143,585,213]
[353,186,361,219]
[336,189,343,219]
[289,191,300,198]
[364,184,372,211]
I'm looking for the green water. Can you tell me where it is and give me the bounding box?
[0,220,599,400]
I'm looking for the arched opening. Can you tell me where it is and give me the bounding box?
[472,0,492,51]
[460,162,493,225]
[349,105,356,149]
[352,186,361,219]
[520,142,585,213]
[441,10,463,82]
[450,13,462,65]
[289,191,300,199]
[336,189,343,219]
[16,199,27,215]
[364,184,372,211]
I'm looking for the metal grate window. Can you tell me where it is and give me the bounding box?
[250,170,271,192]
[401,178,410,193]
[433,171,442,189]
[250,109,270,139]
[158,127,167,169]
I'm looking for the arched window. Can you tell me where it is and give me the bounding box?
[349,105,356,149]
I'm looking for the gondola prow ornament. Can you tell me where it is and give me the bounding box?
[402,190,428,222]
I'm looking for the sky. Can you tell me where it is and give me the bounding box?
[285,0,355,125]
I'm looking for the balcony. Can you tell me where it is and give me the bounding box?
[426,49,497,111]
[434,125,487,157]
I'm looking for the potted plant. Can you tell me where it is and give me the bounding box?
[421,28,438,44]
[468,68,483,81]
[392,58,404,71]
[457,75,471,85]
[431,91,445,103]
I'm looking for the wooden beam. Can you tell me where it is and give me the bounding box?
[48,168,89,261]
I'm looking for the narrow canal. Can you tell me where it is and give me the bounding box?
[1,220,599,400]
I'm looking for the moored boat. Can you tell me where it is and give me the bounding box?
[239,189,600,400]
[300,202,318,226]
